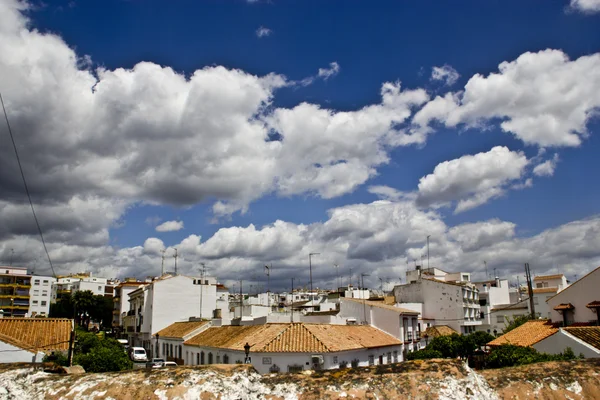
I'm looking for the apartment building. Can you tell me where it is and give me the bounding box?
[112,279,146,330]
[124,274,218,351]
[0,267,55,317]
[527,274,569,319]
[56,272,114,298]
[394,267,482,334]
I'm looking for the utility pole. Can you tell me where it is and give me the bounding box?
[524,263,536,319]
[160,249,166,276]
[240,279,243,308]
[291,277,295,323]
[265,264,271,308]
[173,248,178,275]
[334,264,340,291]
[67,320,75,366]
[349,267,352,288]
[361,273,370,324]
[426,235,430,269]
[308,253,320,295]
[199,263,206,319]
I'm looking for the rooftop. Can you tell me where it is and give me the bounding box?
[0,318,72,352]
[553,303,575,311]
[564,327,600,351]
[533,274,565,281]
[184,323,401,353]
[488,320,558,347]
[423,325,458,338]
[156,320,210,339]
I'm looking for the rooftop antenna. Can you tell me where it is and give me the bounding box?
[264,264,271,293]
[291,277,295,323]
[173,248,178,275]
[160,249,166,276]
[199,263,206,319]
[426,235,431,269]
[484,261,489,280]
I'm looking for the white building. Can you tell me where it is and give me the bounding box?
[71,277,108,296]
[394,267,482,334]
[182,323,404,374]
[547,266,600,327]
[534,326,600,358]
[472,278,524,335]
[0,318,72,363]
[155,320,211,362]
[29,275,57,316]
[112,279,146,330]
[125,274,218,351]
[527,274,569,319]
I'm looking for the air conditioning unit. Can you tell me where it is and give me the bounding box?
[346,318,357,325]
[311,355,324,365]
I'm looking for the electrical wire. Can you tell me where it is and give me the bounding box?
[0,92,56,279]
[0,339,71,353]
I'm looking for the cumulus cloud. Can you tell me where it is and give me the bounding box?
[255,26,272,38]
[533,154,560,177]
[430,64,460,86]
[569,0,600,13]
[155,220,184,232]
[416,146,529,213]
[413,49,600,147]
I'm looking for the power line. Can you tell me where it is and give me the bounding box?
[0,92,56,279]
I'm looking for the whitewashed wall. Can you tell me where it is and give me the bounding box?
[547,268,600,324]
[534,330,600,358]
[0,341,44,363]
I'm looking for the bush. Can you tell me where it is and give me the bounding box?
[72,330,132,372]
[486,344,577,368]
[406,348,443,360]
[42,352,69,366]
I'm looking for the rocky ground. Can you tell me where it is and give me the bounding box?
[0,358,598,399]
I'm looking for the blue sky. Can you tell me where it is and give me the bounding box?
[1,0,599,288]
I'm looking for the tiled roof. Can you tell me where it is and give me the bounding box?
[156,320,210,339]
[184,323,401,353]
[586,301,600,309]
[554,303,575,311]
[342,298,418,314]
[0,318,72,352]
[564,327,600,350]
[534,274,564,281]
[422,325,458,338]
[533,288,558,294]
[488,320,558,347]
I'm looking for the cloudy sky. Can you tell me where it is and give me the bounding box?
[1,0,599,292]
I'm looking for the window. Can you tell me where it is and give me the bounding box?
[208,352,213,364]
[179,346,182,359]
[368,355,374,366]
[41,301,47,306]
[98,286,102,291]
[201,352,205,365]
[262,357,272,365]
[387,352,391,364]
[32,300,38,305]
[43,280,48,286]
[533,297,539,305]
[170,344,173,356]
[34,280,40,285]
[462,274,469,281]
[42,290,48,296]
[536,283,543,288]
[223,354,229,364]
[393,351,398,363]
[197,353,200,365]
[332,356,338,365]
[33,290,39,295]
[496,315,504,323]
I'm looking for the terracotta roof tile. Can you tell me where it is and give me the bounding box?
[422,325,458,338]
[564,327,600,350]
[554,303,575,311]
[586,301,600,308]
[488,320,558,347]
[0,318,72,352]
[184,323,401,353]
[533,288,559,294]
[343,298,418,314]
[156,320,210,339]
[534,274,564,281]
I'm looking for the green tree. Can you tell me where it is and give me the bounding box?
[469,331,495,347]
[73,290,96,329]
[72,330,132,372]
[502,315,532,334]
[406,348,443,360]
[487,344,577,368]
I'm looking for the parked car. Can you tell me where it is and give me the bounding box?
[129,347,148,362]
[153,361,178,369]
[146,358,165,369]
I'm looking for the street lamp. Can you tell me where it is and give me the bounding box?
[308,253,320,296]
[155,333,160,359]
[244,342,251,364]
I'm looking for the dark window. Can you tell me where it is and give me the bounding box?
[196,353,200,365]
[201,351,205,365]
[223,354,229,364]
[208,352,213,364]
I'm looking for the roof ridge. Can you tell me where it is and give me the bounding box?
[256,323,294,351]
[300,323,331,352]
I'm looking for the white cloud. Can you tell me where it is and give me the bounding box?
[533,154,560,177]
[570,0,600,13]
[413,49,600,147]
[317,62,340,80]
[155,220,184,232]
[256,26,272,38]
[431,64,460,86]
[416,146,529,213]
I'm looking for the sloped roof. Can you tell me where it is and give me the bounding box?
[422,325,458,338]
[546,266,600,302]
[184,323,401,353]
[156,320,210,339]
[0,318,72,352]
[488,320,558,347]
[534,274,564,281]
[564,327,600,351]
[554,303,575,311]
[342,298,418,314]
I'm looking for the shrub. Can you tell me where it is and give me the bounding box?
[71,330,132,372]
[486,344,577,368]
[42,352,69,366]
[406,348,443,360]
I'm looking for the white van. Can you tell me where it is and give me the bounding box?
[130,347,148,362]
